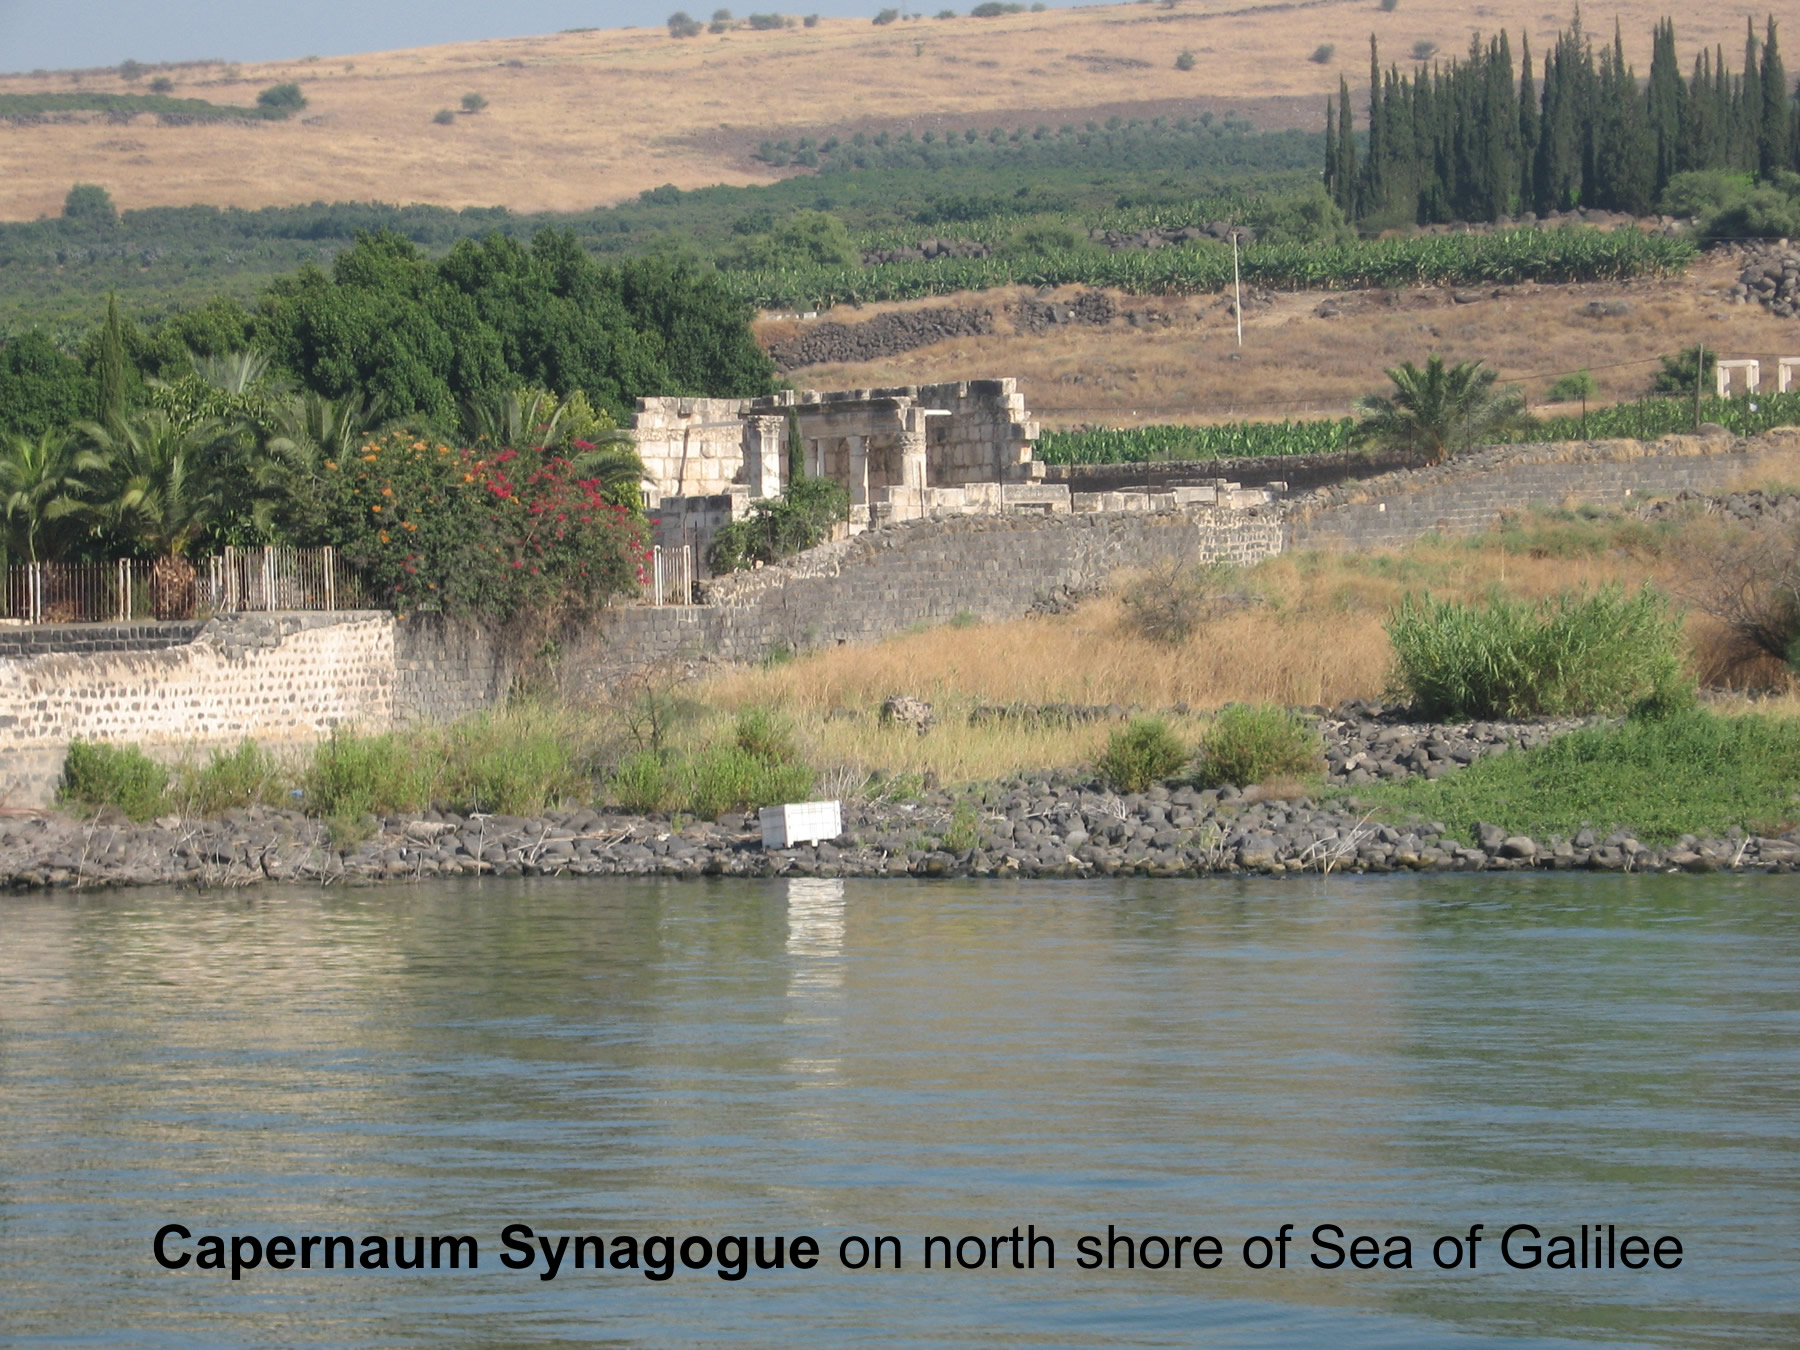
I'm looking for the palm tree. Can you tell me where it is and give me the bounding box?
[78,411,252,618]
[1352,356,1529,464]
[0,430,96,564]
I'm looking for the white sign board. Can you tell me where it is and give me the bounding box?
[760,801,843,849]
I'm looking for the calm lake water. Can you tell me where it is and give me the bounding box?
[1,874,1796,1348]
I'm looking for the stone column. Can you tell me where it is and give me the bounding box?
[847,435,869,506]
[808,438,826,478]
[741,415,785,498]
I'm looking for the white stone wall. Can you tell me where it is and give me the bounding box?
[0,613,395,808]
[631,397,751,505]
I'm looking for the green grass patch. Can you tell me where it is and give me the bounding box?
[1386,585,1693,720]
[1361,711,1800,844]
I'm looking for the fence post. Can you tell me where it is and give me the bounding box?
[29,561,42,624]
[117,559,127,621]
[262,546,274,611]
[324,546,336,611]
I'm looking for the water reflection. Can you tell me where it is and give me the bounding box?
[0,874,1794,1348]
[782,877,846,1088]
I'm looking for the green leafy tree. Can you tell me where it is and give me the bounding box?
[1651,344,1715,396]
[0,331,95,440]
[256,82,306,113]
[1352,355,1529,463]
[62,183,117,230]
[667,10,704,36]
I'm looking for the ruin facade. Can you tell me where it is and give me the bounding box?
[630,378,1274,575]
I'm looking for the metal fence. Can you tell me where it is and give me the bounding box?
[644,544,694,607]
[2,547,365,625]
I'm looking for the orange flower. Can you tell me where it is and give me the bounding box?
[381,486,394,497]
[402,521,418,531]
[371,504,382,514]
[361,453,378,462]
[323,460,337,470]
[379,530,390,542]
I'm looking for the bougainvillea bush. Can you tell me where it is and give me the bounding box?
[319,431,648,624]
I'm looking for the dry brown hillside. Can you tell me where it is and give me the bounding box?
[0,1,1764,220]
[762,253,1797,427]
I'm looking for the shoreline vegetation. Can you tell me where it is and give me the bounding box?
[18,490,1800,891]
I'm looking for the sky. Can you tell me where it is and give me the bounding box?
[0,0,995,72]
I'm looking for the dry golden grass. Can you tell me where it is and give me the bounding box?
[691,517,1797,785]
[771,255,1794,427]
[0,1,1755,220]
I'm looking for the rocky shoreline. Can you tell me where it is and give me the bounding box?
[6,706,1797,890]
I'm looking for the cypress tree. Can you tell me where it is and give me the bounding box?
[1739,19,1762,171]
[1485,33,1519,218]
[1363,35,1385,217]
[1324,96,1338,197]
[96,292,127,429]
[1646,19,1685,196]
[1336,77,1358,215]
[1759,18,1789,176]
[1518,33,1539,209]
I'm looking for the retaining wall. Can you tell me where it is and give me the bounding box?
[0,612,394,808]
[1285,431,1800,552]
[567,505,1285,691]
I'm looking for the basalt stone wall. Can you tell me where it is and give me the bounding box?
[0,621,208,660]
[1285,431,1800,553]
[567,506,1286,689]
[0,612,394,808]
[393,614,513,725]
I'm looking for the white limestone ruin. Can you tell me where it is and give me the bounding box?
[630,379,1277,575]
[1716,359,1761,397]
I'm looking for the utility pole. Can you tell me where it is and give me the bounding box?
[1231,228,1244,350]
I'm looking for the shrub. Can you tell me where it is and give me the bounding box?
[1174,49,1196,71]
[256,82,306,113]
[1097,717,1191,792]
[460,92,488,113]
[1310,43,1336,63]
[304,729,430,820]
[937,7,958,15]
[1379,0,1399,10]
[1385,585,1694,720]
[1410,40,1438,61]
[614,751,680,814]
[318,431,649,626]
[439,712,581,816]
[174,741,287,816]
[148,77,173,94]
[432,108,455,125]
[735,705,799,763]
[804,12,819,25]
[1193,705,1321,788]
[1119,559,1242,645]
[1651,344,1715,396]
[942,798,980,850]
[707,474,848,572]
[873,7,900,23]
[1670,520,1800,673]
[970,1,1024,13]
[59,741,167,821]
[746,12,787,28]
[1546,370,1596,402]
[668,10,705,37]
[686,744,814,819]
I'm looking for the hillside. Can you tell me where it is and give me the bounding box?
[759,252,1795,427]
[0,1,1763,221]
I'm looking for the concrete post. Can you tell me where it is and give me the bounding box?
[1779,358,1799,394]
[1716,359,1760,398]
